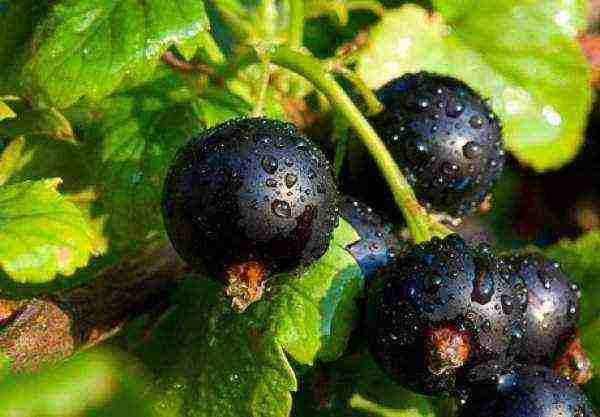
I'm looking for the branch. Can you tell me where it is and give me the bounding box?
[0,240,192,374]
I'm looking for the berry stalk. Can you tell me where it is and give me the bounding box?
[267,46,451,243]
[288,0,305,51]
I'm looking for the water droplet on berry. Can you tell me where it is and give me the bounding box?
[472,267,494,305]
[463,141,483,159]
[261,155,278,174]
[416,96,431,110]
[285,173,297,188]
[266,178,277,187]
[469,114,485,129]
[446,100,464,117]
[482,320,492,332]
[271,200,291,218]
[442,162,460,175]
[425,275,443,293]
[501,295,513,314]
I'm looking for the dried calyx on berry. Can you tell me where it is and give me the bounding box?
[162,117,339,312]
[366,234,527,397]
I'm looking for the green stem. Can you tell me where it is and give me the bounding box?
[260,0,278,42]
[288,0,305,97]
[252,61,272,117]
[268,46,447,243]
[332,65,383,116]
[332,112,349,178]
[289,0,304,49]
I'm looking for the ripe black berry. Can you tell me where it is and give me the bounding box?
[504,252,581,366]
[459,366,597,417]
[162,117,339,310]
[366,234,527,397]
[344,72,505,217]
[340,195,405,279]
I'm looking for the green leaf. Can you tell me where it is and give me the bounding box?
[271,219,362,364]
[0,0,52,92]
[142,220,362,417]
[0,136,27,186]
[0,178,105,284]
[0,347,156,417]
[0,100,16,122]
[11,68,250,256]
[0,107,74,142]
[21,0,210,108]
[356,2,592,171]
[545,232,600,408]
[292,352,438,417]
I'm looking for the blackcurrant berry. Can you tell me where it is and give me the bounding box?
[504,252,581,366]
[366,234,527,397]
[343,72,505,217]
[459,366,597,417]
[162,117,339,311]
[341,195,405,279]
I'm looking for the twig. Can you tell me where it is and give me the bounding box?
[0,240,191,375]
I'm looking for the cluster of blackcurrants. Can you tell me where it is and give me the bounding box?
[162,72,596,416]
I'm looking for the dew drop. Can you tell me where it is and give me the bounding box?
[261,155,278,174]
[469,114,485,129]
[442,162,460,175]
[568,302,577,316]
[425,275,443,293]
[284,158,294,167]
[271,200,291,218]
[285,173,297,188]
[416,141,428,153]
[472,262,494,305]
[446,100,464,118]
[482,320,492,332]
[463,141,483,159]
[510,326,524,340]
[416,96,431,110]
[501,295,513,315]
[266,178,277,187]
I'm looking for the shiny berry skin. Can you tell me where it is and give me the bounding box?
[459,366,597,417]
[366,234,527,397]
[348,72,504,217]
[504,252,581,366]
[161,117,339,280]
[340,195,405,279]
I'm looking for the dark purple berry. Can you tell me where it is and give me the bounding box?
[504,252,580,366]
[343,72,504,217]
[340,195,406,279]
[366,235,527,397]
[459,366,597,417]
[162,117,339,310]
